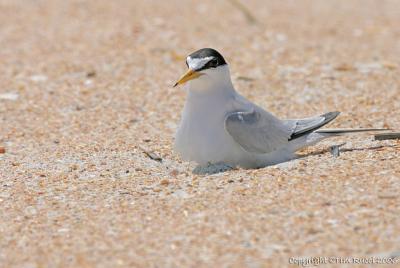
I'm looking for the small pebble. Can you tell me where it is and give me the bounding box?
[169,169,179,176]
[160,179,169,186]
[0,93,19,101]
[86,71,96,77]
[30,75,48,82]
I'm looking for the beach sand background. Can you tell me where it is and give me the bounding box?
[0,0,399,267]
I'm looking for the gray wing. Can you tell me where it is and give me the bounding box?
[225,110,340,154]
[224,108,292,154]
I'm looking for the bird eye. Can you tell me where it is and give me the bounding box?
[208,58,218,68]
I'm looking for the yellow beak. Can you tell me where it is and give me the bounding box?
[173,69,203,87]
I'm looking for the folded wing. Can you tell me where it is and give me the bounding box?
[224,108,292,154]
[225,110,341,154]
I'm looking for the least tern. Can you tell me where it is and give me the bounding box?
[174,48,385,168]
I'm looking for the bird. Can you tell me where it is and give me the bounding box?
[173,48,386,169]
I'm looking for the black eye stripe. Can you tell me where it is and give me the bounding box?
[210,58,218,67]
[203,58,218,69]
[196,59,218,71]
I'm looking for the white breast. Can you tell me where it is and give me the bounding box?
[174,82,248,165]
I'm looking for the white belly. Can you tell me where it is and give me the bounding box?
[174,108,245,166]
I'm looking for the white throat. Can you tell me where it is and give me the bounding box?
[185,65,235,97]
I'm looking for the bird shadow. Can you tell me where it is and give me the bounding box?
[192,143,398,175]
[297,143,397,159]
[192,163,236,175]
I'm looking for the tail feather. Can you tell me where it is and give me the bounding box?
[288,111,390,141]
[316,128,390,134]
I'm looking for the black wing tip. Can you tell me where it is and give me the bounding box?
[318,111,341,126]
[322,111,340,121]
[289,111,341,141]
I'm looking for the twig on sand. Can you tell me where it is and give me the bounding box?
[228,0,259,25]
[138,146,163,162]
[374,132,400,141]
[300,143,398,159]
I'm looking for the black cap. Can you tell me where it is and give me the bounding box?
[186,48,227,71]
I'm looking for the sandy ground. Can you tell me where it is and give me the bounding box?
[1,0,400,267]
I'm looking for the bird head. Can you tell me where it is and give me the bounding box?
[173,48,229,89]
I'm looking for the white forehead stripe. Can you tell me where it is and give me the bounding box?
[187,56,214,70]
